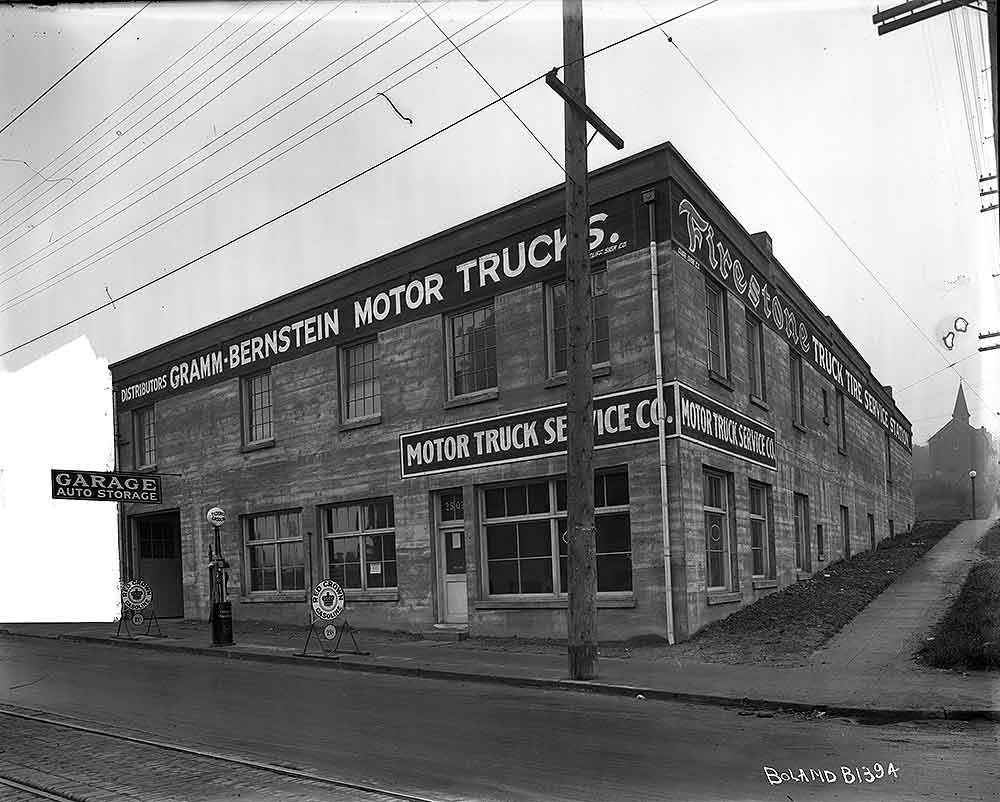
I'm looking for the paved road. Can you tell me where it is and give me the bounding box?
[1,636,996,801]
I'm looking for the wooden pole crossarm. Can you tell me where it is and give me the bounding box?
[874,0,984,35]
[545,68,625,150]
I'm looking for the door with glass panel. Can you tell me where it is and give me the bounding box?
[436,490,468,624]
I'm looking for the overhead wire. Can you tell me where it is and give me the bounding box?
[416,0,566,176]
[0,1,517,311]
[0,3,151,138]
[0,0,725,358]
[0,2,251,210]
[647,15,999,419]
[0,1,295,239]
[0,0,414,286]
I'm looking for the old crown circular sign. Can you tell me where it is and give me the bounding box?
[206,507,226,527]
[311,580,345,621]
[121,580,152,611]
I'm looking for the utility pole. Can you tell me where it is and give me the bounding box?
[562,0,597,681]
[548,0,624,681]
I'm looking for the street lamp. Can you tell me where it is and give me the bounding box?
[969,470,978,521]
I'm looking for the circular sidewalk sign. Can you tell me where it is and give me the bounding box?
[323,625,337,640]
[311,580,345,621]
[122,580,152,611]
[131,613,144,627]
[207,507,226,526]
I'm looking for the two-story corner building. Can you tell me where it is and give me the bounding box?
[109,142,914,642]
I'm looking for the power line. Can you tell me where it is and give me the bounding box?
[0,3,150,138]
[0,1,296,241]
[417,1,566,176]
[0,1,416,287]
[894,351,980,392]
[0,1,517,312]
[0,0,720,358]
[0,2,251,211]
[652,22,998,418]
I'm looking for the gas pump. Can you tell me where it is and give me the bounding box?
[206,507,234,646]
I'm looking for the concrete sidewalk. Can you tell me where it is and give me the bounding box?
[812,517,994,674]
[1,614,996,722]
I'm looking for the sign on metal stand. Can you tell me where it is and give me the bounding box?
[300,579,368,657]
[114,579,163,638]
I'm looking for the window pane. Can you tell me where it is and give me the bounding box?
[440,491,464,521]
[556,480,566,511]
[601,472,629,506]
[488,560,519,595]
[519,558,553,594]
[517,521,551,558]
[527,482,549,513]
[278,541,304,590]
[749,484,764,516]
[484,488,506,519]
[364,535,383,563]
[486,524,517,559]
[597,554,632,592]
[595,514,631,554]
[505,485,527,517]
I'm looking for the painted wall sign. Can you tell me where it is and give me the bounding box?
[116,197,638,410]
[668,183,911,451]
[51,469,162,503]
[666,382,777,471]
[400,385,665,478]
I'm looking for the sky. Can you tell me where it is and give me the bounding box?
[0,0,997,620]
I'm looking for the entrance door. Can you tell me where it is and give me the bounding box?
[436,491,468,624]
[134,512,184,617]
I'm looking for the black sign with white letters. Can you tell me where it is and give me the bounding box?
[51,469,163,504]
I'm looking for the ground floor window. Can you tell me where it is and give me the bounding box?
[841,504,851,557]
[481,470,631,596]
[868,513,876,549]
[243,510,304,592]
[323,498,396,590]
[794,493,810,572]
[704,469,736,591]
[748,481,774,579]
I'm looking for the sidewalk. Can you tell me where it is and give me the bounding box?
[2,613,996,722]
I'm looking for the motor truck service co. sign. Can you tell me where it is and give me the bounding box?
[399,381,777,478]
[51,469,163,503]
[115,197,638,411]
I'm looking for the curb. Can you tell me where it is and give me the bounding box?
[2,629,996,724]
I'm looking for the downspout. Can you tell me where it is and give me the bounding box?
[111,382,126,587]
[643,188,675,645]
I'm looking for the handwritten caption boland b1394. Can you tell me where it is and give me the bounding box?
[763,762,899,786]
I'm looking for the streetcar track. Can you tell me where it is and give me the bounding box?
[0,773,88,802]
[0,702,447,802]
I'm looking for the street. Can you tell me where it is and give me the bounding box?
[1,636,996,801]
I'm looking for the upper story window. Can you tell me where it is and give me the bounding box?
[790,350,805,427]
[133,406,156,468]
[481,470,631,597]
[449,304,496,397]
[837,390,848,453]
[324,498,396,590]
[884,432,893,481]
[242,371,273,445]
[745,312,766,401]
[243,510,304,593]
[822,388,830,425]
[548,268,610,375]
[705,279,729,377]
[343,340,380,421]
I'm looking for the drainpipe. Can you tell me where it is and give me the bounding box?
[643,188,675,645]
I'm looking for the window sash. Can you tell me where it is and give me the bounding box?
[705,282,727,375]
[745,314,765,399]
[748,481,771,578]
[344,340,381,420]
[549,270,610,375]
[450,305,497,396]
[794,494,810,571]
[135,407,156,467]
[837,392,847,451]
[322,498,397,590]
[244,372,273,443]
[790,353,805,425]
[243,511,304,592]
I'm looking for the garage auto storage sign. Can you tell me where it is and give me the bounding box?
[51,469,163,503]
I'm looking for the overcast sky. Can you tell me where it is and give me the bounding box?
[0,1,997,617]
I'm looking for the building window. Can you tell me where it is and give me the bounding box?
[440,489,464,522]
[133,406,156,468]
[837,390,848,453]
[343,340,380,421]
[704,470,736,591]
[243,371,273,444]
[790,351,805,426]
[482,471,631,596]
[868,513,876,549]
[749,481,774,578]
[888,519,895,540]
[449,304,497,396]
[794,493,811,572]
[822,389,830,425]
[243,510,304,593]
[548,268,610,375]
[884,432,893,482]
[705,279,729,377]
[324,498,396,590]
[816,523,825,561]
[745,313,766,400]
[840,504,851,557]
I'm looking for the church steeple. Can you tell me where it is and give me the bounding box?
[953,383,970,424]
